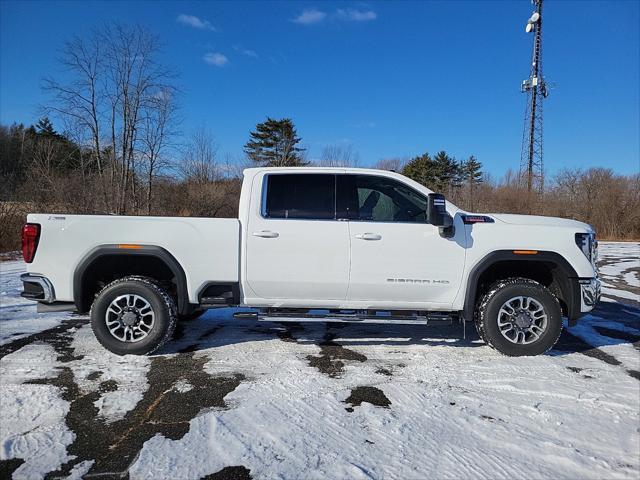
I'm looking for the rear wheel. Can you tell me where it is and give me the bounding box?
[475,277,562,356]
[90,276,177,355]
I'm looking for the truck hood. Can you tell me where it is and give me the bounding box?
[489,213,593,232]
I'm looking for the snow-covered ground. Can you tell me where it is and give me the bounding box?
[1,243,638,480]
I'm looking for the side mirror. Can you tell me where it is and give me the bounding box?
[428,193,450,226]
[428,193,454,237]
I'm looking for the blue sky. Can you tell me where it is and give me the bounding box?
[1,1,638,176]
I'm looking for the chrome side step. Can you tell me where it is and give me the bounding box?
[233,310,456,326]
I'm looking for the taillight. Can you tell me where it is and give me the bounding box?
[22,223,41,263]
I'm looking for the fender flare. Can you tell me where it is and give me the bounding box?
[462,250,580,321]
[73,244,189,314]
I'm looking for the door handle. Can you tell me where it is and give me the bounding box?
[355,232,382,241]
[253,230,279,238]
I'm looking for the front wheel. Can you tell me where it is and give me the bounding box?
[90,276,177,355]
[475,277,562,356]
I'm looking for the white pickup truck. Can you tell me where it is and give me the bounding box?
[21,167,600,356]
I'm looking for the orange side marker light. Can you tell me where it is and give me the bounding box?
[118,244,143,250]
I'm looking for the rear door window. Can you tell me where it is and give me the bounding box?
[264,174,336,220]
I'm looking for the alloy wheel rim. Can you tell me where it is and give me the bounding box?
[105,294,155,343]
[497,296,548,345]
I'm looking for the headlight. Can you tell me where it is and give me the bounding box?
[575,232,597,264]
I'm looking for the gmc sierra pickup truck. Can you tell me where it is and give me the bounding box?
[20,167,601,356]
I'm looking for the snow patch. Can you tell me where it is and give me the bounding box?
[0,343,60,384]
[623,271,639,288]
[173,379,194,393]
[0,261,68,345]
[71,323,151,422]
[66,460,95,480]
[602,288,639,302]
[0,384,74,479]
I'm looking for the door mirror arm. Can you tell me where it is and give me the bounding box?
[439,214,455,238]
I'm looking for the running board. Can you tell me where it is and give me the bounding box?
[233,310,456,326]
[200,296,233,306]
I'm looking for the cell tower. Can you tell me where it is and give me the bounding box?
[520,0,548,194]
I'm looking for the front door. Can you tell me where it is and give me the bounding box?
[338,174,466,307]
[245,172,350,301]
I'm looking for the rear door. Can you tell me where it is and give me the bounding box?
[338,174,466,307]
[245,172,350,301]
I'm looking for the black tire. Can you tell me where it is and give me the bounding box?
[178,309,207,321]
[90,276,177,355]
[475,277,562,356]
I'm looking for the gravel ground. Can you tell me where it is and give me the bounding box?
[0,242,638,480]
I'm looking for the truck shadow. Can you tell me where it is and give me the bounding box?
[159,300,640,364]
[160,313,483,355]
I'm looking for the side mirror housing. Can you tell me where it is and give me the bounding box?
[428,193,450,226]
[428,193,454,237]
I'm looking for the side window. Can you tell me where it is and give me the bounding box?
[264,174,336,220]
[337,174,428,223]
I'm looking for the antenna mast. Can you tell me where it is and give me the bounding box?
[520,0,548,194]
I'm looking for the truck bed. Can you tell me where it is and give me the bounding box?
[25,214,240,304]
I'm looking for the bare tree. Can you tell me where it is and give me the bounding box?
[103,24,177,214]
[29,137,59,188]
[43,33,108,208]
[373,157,406,172]
[319,143,359,167]
[44,23,178,214]
[140,87,179,214]
[181,128,219,184]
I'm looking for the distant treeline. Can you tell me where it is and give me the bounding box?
[1,118,638,252]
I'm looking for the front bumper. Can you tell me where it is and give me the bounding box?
[579,277,601,313]
[20,273,55,303]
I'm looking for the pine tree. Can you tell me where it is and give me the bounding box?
[244,117,306,167]
[35,117,58,137]
[461,155,483,210]
[431,151,460,194]
[462,156,483,185]
[401,152,436,188]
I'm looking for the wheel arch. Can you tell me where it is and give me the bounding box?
[73,245,189,315]
[463,250,580,322]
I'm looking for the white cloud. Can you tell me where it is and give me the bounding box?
[292,8,377,26]
[203,52,228,67]
[241,49,258,58]
[292,9,327,25]
[177,14,216,31]
[336,9,377,22]
[233,45,259,58]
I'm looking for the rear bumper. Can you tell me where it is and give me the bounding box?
[20,273,55,303]
[578,277,601,313]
